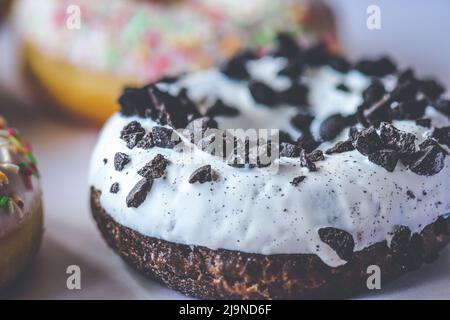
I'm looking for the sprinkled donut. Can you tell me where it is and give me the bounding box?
[13,0,337,123]
[89,36,450,299]
[0,116,43,289]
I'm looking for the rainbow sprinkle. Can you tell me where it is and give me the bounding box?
[0,195,10,208]
[0,116,39,214]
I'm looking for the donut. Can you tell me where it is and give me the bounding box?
[0,115,42,290]
[89,37,450,299]
[13,0,337,124]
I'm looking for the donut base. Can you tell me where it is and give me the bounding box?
[24,42,140,124]
[90,188,450,299]
[0,199,44,289]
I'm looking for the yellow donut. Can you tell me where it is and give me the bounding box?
[25,43,139,124]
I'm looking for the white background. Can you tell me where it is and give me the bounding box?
[1,0,450,299]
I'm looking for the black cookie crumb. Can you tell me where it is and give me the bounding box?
[297,134,321,153]
[303,43,330,66]
[280,142,301,158]
[275,32,302,58]
[118,86,153,117]
[325,140,355,155]
[291,113,314,132]
[349,127,360,141]
[398,69,415,84]
[103,158,108,165]
[418,138,448,154]
[158,75,180,84]
[110,183,120,194]
[432,126,450,147]
[318,227,355,261]
[278,83,309,107]
[362,79,386,105]
[278,57,304,79]
[279,131,295,144]
[126,178,153,208]
[300,149,317,172]
[307,150,325,162]
[148,86,193,129]
[419,79,444,100]
[336,83,350,92]
[249,81,279,106]
[152,126,180,149]
[328,55,351,73]
[185,117,218,140]
[177,88,203,122]
[354,56,397,77]
[221,50,256,80]
[368,149,399,172]
[364,96,393,127]
[415,118,431,128]
[138,154,170,179]
[319,114,354,141]
[391,79,419,102]
[114,152,130,171]
[189,165,217,184]
[435,99,450,117]
[290,176,306,187]
[355,104,371,128]
[409,142,446,176]
[406,190,415,200]
[206,99,240,118]
[353,127,383,156]
[120,121,146,149]
[394,99,427,120]
[379,122,416,155]
[136,132,154,149]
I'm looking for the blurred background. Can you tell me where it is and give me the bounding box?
[0,0,450,299]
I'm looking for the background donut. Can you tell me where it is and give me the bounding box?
[13,0,337,124]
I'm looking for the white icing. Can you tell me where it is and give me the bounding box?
[89,57,450,267]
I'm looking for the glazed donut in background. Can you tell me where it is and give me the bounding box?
[0,115,42,290]
[89,36,450,299]
[13,0,337,124]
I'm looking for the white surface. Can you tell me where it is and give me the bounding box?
[2,1,450,299]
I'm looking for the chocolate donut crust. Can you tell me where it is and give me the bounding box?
[91,188,450,299]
